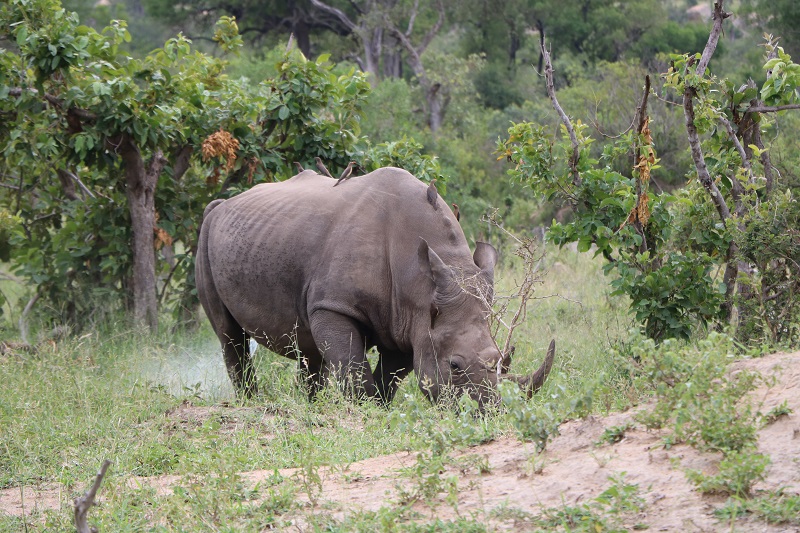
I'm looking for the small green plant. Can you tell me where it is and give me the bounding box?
[633,332,763,453]
[293,444,324,506]
[596,423,634,446]
[762,401,793,424]
[395,452,460,508]
[686,449,771,497]
[536,473,646,531]
[498,380,562,451]
[715,490,800,525]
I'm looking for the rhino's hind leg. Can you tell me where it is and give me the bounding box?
[309,310,377,399]
[217,310,258,398]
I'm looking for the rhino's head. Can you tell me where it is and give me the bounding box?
[415,239,554,409]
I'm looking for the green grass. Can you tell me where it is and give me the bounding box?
[12,244,777,531]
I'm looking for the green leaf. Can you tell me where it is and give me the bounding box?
[577,238,592,253]
[278,105,290,120]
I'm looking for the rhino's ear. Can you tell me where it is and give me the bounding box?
[418,238,452,286]
[473,242,498,281]
[418,238,458,326]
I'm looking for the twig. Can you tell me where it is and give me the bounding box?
[745,103,800,113]
[541,41,581,187]
[681,1,736,321]
[682,1,732,224]
[718,114,750,215]
[73,459,111,533]
[60,169,98,200]
[158,254,188,304]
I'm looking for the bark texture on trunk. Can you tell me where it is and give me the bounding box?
[119,135,166,332]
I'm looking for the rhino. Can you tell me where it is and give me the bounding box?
[195,167,554,407]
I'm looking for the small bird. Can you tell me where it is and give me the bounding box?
[427,179,439,209]
[333,161,356,187]
[293,162,304,173]
[452,203,460,222]
[315,157,333,178]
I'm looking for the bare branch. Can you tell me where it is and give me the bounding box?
[745,103,800,113]
[541,42,581,187]
[683,93,731,222]
[681,1,737,322]
[406,0,419,36]
[475,209,546,359]
[74,459,111,533]
[388,26,425,79]
[416,0,444,53]
[172,145,194,182]
[58,169,97,200]
[718,114,750,215]
[9,87,97,120]
[695,1,730,79]
[682,0,732,224]
[309,0,357,32]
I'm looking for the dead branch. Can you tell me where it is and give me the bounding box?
[541,42,580,187]
[475,209,546,359]
[405,0,419,36]
[682,0,736,321]
[73,459,111,533]
[58,169,97,200]
[746,103,800,113]
[682,1,732,224]
[626,76,653,253]
[695,2,730,79]
[718,114,750,216]
[416,0,444,52]
[308,0,357,33]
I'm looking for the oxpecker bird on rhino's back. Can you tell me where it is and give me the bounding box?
[427,179,439,209]
[333,161,356,187]
[315,157,333,178]
[195,167,555,407]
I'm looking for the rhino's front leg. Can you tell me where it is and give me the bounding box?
[309,310,378,399]
[373,351,412,404]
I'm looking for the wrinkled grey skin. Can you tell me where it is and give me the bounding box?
[196,167,551,407]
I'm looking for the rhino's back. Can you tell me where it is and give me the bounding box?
[201,167,468,339]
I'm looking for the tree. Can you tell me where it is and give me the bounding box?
[498,0,800,343]
[1,0,371,331]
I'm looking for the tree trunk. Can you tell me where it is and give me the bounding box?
[382,34,402,79]
[118,135,165,331]
[293,18,311,58]
[362,26,383,82]
[427,84,443,132]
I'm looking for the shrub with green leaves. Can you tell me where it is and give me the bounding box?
[686,449,771,498]
[631,332,762,453]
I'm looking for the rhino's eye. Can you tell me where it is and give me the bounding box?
[449,359,463,372]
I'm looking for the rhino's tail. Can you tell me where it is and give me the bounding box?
[196,198,225,311]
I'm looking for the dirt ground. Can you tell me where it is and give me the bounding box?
[3,350,799,531]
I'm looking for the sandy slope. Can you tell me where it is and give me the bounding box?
[3,350,799,531]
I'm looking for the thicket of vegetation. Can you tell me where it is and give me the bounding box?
[2,0,798,347]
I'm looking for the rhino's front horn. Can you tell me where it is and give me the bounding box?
[501,339,555,398]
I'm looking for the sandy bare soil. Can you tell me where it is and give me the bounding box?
[3,350,799,531]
